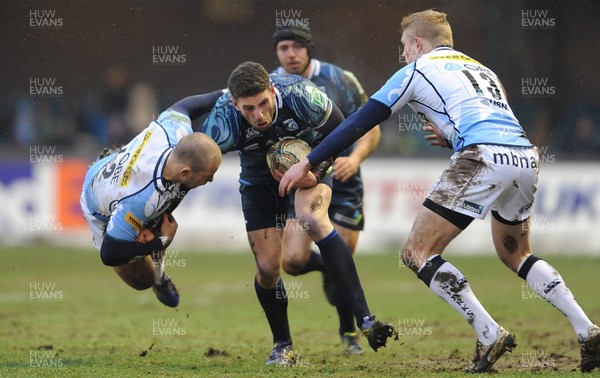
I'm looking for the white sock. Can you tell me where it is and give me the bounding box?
[152,252,165,285]
[522,258,593,339]
[425,258,499,345]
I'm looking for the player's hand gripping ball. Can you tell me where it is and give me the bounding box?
[266,139,312,174]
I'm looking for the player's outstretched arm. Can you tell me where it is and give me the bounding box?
[168,90,224,122]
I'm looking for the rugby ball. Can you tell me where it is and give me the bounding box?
[266,139,312,173]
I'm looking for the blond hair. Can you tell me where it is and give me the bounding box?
[401,10,453,48]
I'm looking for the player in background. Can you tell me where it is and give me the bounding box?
[279,9,600,373]
[81,91,223,307]
[271,25,382,355]
[200,61,395,366]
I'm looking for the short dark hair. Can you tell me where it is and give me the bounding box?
[227,61,271,100]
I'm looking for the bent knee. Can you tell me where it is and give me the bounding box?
[296,211,326,234]
[282,257,305,276]
[122,274,155,290]
[131,280,154,290]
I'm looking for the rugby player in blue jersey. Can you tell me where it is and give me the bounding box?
[81,91,224,307]
[200,61,395,365]
[271,25,381,355]
[280,9,600,373]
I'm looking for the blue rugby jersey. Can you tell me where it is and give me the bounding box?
[274,60,368,210]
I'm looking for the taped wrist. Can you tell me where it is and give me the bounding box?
[310,158,333,182]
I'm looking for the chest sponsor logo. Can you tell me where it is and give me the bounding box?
[120,130,152,187]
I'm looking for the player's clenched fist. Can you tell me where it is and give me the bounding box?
[136,213,178,249]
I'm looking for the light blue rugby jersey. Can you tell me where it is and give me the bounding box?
[82,109,193,242]
[371,47,532,152]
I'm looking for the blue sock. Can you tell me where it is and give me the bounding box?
[316,229,371,328]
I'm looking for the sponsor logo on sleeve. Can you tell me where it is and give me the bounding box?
[125,211,143,232]
[307,86,326,108]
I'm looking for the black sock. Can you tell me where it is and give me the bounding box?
[254,277,291,345]
[334,288,356,335]
[316,229,370,329]
[324,279,355,334]
[296,250,326,275]
[417,255,447,286]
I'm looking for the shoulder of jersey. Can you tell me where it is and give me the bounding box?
[317,60,343,75]
[311,60,345,82]
[421,48,482,65]
[215,91,233,107]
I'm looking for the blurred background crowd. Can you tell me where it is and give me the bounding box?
[1,0,598,161]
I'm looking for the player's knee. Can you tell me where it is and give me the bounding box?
[256,262,281,287]
[122,274,155,291]
[130,279,154,291]
[295,210,322,234]
[282,256,305,276]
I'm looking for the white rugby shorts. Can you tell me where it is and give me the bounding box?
[427,144,539,222]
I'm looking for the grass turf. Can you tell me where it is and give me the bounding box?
[2,244,600,377]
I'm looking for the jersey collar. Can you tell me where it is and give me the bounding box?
[272,86,282,126]
[433,45,454,52]
[306,59,321,80]
[155,146,175,192]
